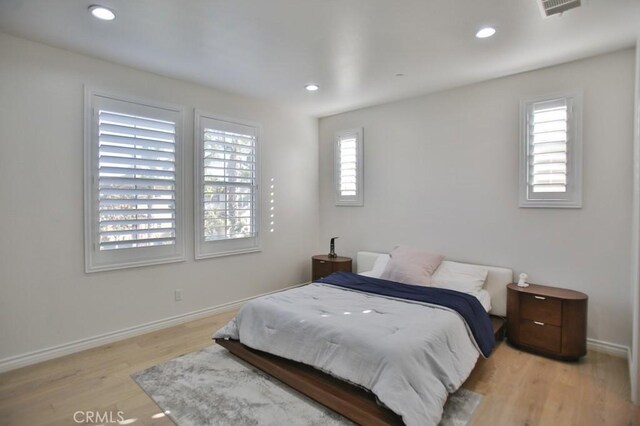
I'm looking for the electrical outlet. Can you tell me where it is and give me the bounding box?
[174,289,183,302]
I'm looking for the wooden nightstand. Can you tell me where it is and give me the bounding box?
[507,283,587,361]
[312,255,352,281]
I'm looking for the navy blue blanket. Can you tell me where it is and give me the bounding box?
[317,272,495,357]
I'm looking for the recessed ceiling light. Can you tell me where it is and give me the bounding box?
[475,27,496,39]
[305,84,319,92]
[89,5,116,21]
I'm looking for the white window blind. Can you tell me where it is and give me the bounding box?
[85,90,185,272]
[335,128,364,206]
[529,98,568,193]
[195,112,260,259]
[98,111,177,250]
[519,92,582,208]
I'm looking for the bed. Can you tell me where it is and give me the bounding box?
[214,251,512,425]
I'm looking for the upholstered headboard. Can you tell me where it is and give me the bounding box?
[356,251,513,317]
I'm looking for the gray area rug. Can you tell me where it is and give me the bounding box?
[132,345,482,426]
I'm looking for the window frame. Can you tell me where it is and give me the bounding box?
[334,128,364,206]
[519,91,583,208]
[194,110,261,259]
[84,88,186,273]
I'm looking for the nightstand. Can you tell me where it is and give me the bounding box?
[507,283,588,361]
[312,255,352,281]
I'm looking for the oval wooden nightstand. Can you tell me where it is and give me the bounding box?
[312,255,352,281]
[507,283,588,361]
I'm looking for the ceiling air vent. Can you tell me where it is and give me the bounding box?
[538,0,582,17]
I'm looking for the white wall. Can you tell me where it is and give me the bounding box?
[319,49,636,348]
[0,33,320,363]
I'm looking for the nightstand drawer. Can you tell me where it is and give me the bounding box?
[519,320,561,353]
[520,294,562,326]
[312,260,333,280]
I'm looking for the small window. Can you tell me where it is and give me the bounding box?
[335,128,364,206]
[195,111,260,259]
[84,90,185,272]
[519,92,583,208]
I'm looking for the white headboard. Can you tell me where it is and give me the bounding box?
[356,251,513,317]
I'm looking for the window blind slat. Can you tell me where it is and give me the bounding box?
[99,123,175,143]
[99,208,175,217]
[99,218,175,227]
[99,200,175,209]
[99,237,175,250]
[99,228,175,238]
[100,134,175,152]
[99,146,175,161]
[99,156,175,170]
[99,177,175,188]
[532,184,566,193]
[99,188,175,198]
[100,111,175,133]
[98,166,175,179]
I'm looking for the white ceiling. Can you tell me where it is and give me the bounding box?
[0,0,638,117]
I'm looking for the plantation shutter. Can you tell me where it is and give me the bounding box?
[335,128,364,206]
[527,98,570,194]
[202,123,257,241]
[194,113,260,259]
[85,91,184,272]
[338,136,358,197]
[98,110,177,250]
[519,92,582,208]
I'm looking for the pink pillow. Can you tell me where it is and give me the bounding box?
[380,246,444,286]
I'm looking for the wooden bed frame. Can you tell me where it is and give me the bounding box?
[215,316,505,425]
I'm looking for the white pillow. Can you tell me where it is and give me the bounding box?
[369,254,390,278]
[358,255,390,278]
[431,261,489,293]
[380,246,444,286]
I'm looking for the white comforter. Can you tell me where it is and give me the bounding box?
[214,283,481,426]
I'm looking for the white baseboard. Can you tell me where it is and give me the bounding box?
[587,338,630,359]
[0,282,309,373]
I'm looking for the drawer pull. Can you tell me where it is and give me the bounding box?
[534,321,545,326]
[534,296,546,300]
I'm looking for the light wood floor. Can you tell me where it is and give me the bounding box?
[0,309,638,426]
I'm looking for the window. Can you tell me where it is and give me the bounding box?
[335,128,364,206]
[519,92,582,208]
[195,111,260,259]
[84,90,185,272]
